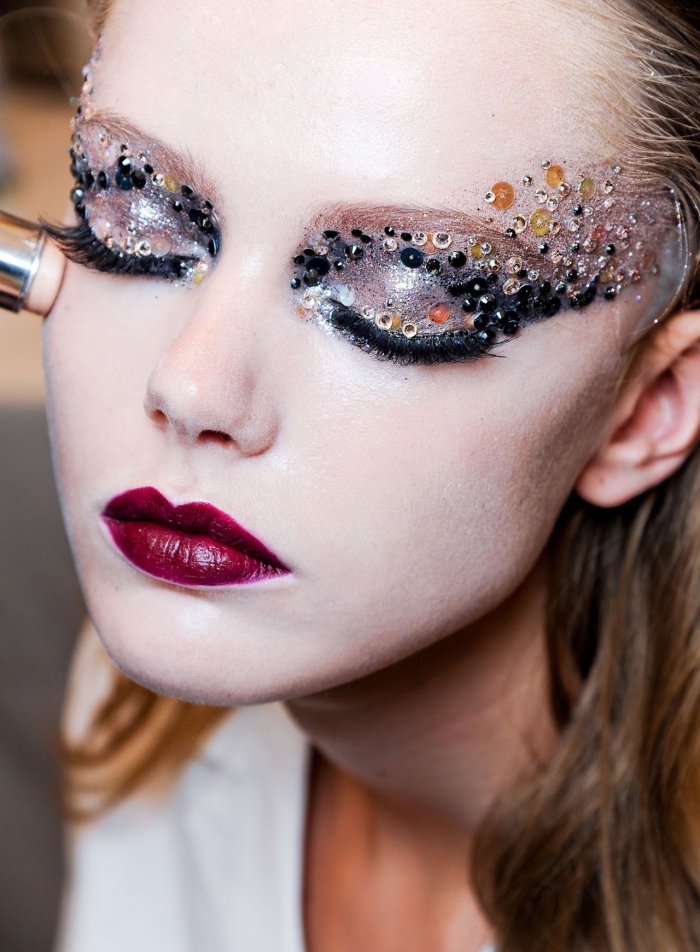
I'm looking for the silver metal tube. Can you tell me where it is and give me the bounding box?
[0,211,45,313]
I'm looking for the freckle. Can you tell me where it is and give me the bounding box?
[429,304,450,324]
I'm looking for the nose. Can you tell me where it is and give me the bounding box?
[144,286,279,456]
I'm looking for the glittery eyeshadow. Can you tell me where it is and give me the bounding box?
[289,160,688,356]
[65,49,221,288]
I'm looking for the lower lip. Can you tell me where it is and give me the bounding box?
[103,492,289,588]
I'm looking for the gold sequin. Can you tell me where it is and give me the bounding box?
[164,173,180,192]
[376,311,401,331]
[530,209,551,237]
[545,164,565,188]
[506,256,524,274]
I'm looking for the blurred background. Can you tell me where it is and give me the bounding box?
[0,3,91,950]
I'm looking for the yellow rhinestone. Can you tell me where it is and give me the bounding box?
[579,177,596,200]
[530,209,551,237]
[164,173,180,192]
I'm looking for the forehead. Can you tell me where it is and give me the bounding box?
[96,0,612,212]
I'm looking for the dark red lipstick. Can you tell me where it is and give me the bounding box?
[102,487,290,587]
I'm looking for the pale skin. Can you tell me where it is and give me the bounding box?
[43,0,700,949]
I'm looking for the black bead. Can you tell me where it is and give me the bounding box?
[573,204,583,216]
[492,309,507,326]
[544,296,562,317]
[465,277,489,296]
[478,294,496,312]
[304,248,315,256]
[571,284,597,308]
[425,258,441,275]
[517,269,528,279]
[569,242,580,253]
[448,250,466,268]
[131,169,147,189]
[115,169,133,190]
[517,284,533,303]
[173,200,184,213]
[505,228,517,239]
[477,328,496,344]
[346,244,364,261]
[533,294,548,309]
[74,202,86,219]
[324,229,340,239]
[400,232,412,242]
[143,163,154,175]
[304,271,321,287]
[70,186,85,205]
[540,280,552,295]
[84,169,95,189]
[117,155,131,172]
[400,247,424,269]
[487,273,499,284]
[199,215,214,233]
[181,184,195,198]
[306,255,330,277]
[97,170,108,189]
[539,243,549,254]
[565,268,578,282]
[461,296,476,312]
[360,234,372,244]
[351,228,363,238]
[514,299,530,315]
[555,281,566,294]
[294,254,306,265]
[208,235,220,257]
[202,199,214,211]
[334,259,345,271]
[473,313,489,330]
[447,282,467,297]
[188,208,203,225]
[384,226,395,236]
[606,244,615,255]
[291,277,301,289]
[604,286,617,300]
[503,320,520,336]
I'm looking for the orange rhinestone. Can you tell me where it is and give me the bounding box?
[429,304,450,324]
[545,165,565,188]
[489,181,515,211]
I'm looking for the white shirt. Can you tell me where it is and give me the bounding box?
[58,700,495,952]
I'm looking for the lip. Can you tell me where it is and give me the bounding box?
[102,487,290,587]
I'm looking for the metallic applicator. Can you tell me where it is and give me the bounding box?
[0,211,65,315]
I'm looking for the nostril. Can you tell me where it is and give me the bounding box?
[150,409,168,428]
[200,429,233,446]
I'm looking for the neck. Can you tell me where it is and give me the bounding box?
[287,558,556,836]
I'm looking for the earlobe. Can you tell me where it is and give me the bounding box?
[576,312,700,508]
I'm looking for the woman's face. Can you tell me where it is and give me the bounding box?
[45,0,649,703]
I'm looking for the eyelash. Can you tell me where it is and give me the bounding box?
[328,304,497,366]
[43,222,193,280]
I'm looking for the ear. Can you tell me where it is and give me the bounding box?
[576,310,700,507]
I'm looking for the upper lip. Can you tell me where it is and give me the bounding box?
[102,486,289,571]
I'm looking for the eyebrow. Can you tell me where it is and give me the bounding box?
[80,109,223,208]
[311,203,505,242]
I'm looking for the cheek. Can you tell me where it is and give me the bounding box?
[43,266,186,538]
[281,317,619,656]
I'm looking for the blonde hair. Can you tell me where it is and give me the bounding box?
[69,1,700,949]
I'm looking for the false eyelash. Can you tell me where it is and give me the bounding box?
[327,304,499,366]
[42,221,193,279]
